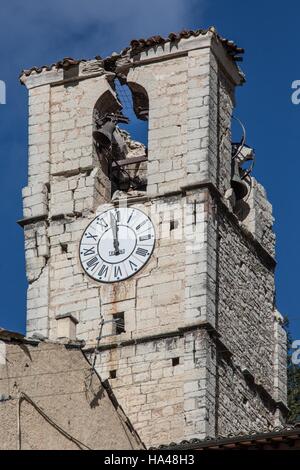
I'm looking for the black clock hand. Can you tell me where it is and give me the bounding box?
[110,213,120,255]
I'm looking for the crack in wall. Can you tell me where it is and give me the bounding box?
[28,258,48,285]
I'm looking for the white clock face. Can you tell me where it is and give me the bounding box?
[79,207,155,283]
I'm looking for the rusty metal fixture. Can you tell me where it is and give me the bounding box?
[230,116,255,202]
[111,155,147,168]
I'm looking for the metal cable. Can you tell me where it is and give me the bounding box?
[17,392,91,450]
[89,296,104,386]
[231,115,246,161]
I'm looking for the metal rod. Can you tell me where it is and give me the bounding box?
[111,155,148,167]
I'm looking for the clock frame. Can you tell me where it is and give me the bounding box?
[79,207,155,283]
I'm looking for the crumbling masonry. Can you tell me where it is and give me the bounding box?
[19,28,287,447]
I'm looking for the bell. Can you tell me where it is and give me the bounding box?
[93,120,116,150]
[231,159,248,201]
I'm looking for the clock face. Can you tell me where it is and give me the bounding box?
[79,207,155,283]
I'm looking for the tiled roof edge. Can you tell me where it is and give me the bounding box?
[150,425,300,450]
[19,26,244,81]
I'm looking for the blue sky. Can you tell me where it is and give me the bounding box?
[0,0,299,339]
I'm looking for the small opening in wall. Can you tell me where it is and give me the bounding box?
[109,370,117,379]
[170,219,179,231]
[172,357,180,367]
[60,243,68,254]
[193,200,197,225]
[113,312,125,335]
[242,396,248,405]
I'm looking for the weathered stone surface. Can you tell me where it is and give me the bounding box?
[0,339,143,450]
[20,30,287,448]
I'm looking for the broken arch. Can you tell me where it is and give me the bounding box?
[93,80,149,198]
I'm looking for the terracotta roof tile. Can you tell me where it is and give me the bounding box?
[129,27,244,59]
[20,27,244,80]
[21,57,87,78]
[149,425,300,450]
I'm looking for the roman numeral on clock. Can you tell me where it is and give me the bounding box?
[86,256,100,269]
[98,264,108,278]
[97,218,108,228]
[80,208,155,283]
[136,219,147,231]
[127,210,134,224]
[82,247,96,256]
[86,232,98,241]
[139,234,151,242]
[136,247,148,257]
[114,265,122,278]
[129,260,138,271]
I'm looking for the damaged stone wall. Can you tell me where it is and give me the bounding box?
[25,221,49,335]
[20,29,287,448]
[128,55,189,196]
[0,338,143,450]
[21,33,240,341]
[240,178,276,257]
[217,316,287,434]
[48,196,187,342]
[217,210,275,393]
[215,201,287,433]
[90,328,216,447]
[23,68,117,337]
[218,72,235,194]
[111,129,147,196]
[273,309,287,408]
[216,356,276,434]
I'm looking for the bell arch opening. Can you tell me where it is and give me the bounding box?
[92,80,149,199]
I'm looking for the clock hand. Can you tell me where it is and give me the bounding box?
[114,223,120,255]
[110,213,120,255]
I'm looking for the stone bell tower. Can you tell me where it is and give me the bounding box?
[20,28,287,447]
